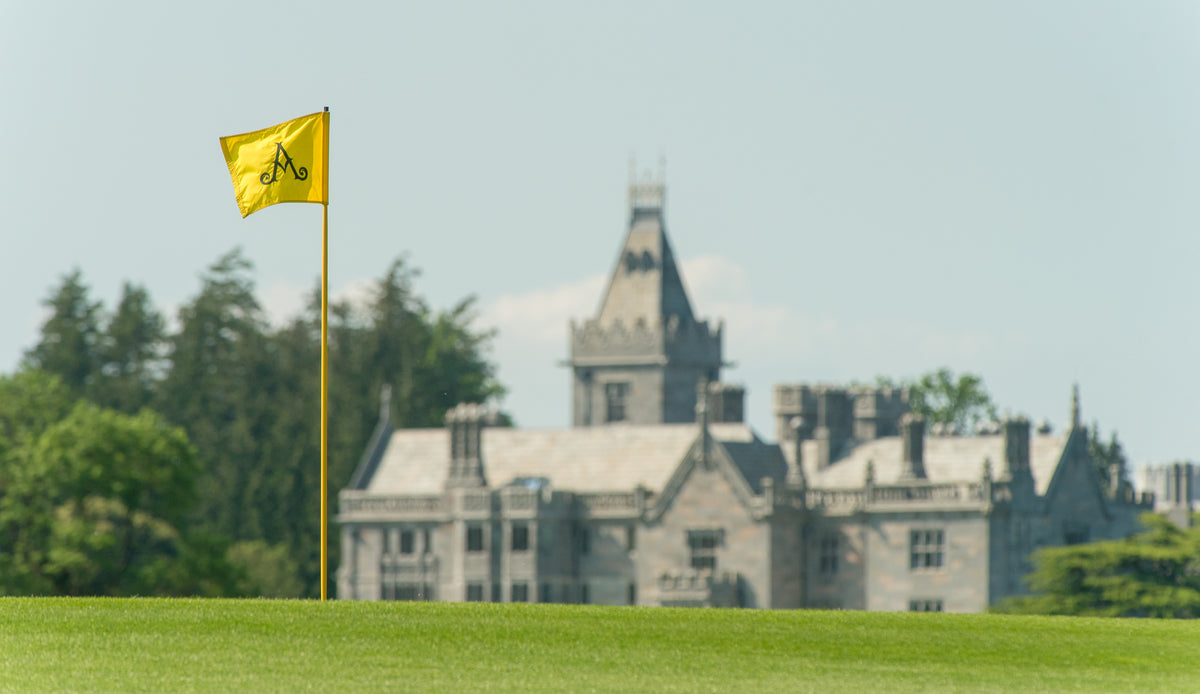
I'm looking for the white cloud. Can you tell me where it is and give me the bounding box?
[258,281,308,327]
[480,273,607,344]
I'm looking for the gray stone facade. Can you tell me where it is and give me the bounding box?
[336,175,1150,611]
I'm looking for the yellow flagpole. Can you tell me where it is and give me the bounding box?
[320,106,330,601]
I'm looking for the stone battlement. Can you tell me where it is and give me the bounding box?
[570,315,721,365]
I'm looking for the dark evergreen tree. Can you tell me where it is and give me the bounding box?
[25,270,103,398]
[10,250,505,597]
[92,282,166,414]
[156,249,273,544]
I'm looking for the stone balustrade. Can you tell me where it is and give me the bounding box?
[807,480,1014,513]
[339,494,443,518]
[574,491,642,518]
[657,569,739,607]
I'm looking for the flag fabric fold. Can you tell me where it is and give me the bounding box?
[219,111,328,217]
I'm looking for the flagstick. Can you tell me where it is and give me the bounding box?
[320,200,328,602]
[320,107,330,602]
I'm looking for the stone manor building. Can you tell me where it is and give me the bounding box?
[336,178,1150,611]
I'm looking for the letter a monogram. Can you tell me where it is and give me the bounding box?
[259,143,309,185]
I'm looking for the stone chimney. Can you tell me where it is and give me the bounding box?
[813,389,852,469]
[707,382,745,424]
[786,417,806,489]
[852,386,910,441]
[899,413,926,480]
[1002,417,1031,479]
[446,403,497,487]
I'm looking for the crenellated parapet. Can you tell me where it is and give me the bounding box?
[570,315,721,366]
[570,318,665,362]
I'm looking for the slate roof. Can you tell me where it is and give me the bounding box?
[803,433,1070,495]
[365,423,784,496]
[594,208,696,328]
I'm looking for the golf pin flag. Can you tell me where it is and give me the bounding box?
[219,111,328,217]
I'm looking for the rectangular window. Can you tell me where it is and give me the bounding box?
[511,523,530,551]
[491,583,501,603]
[910,529,945,570]
[687,529,722,571]
[1063,521,1089,546]
[511,582,529,603]
[605,382,630,423]
[628,583,637,605]
[466,583,484,602]
[423,528,432,554]
[539,582,553,603]
[627,525,636,552]
[467,524,484,552]
[538,523,555,556]
[819,533,839,577]
[576,525,590,555]
[909,599,944,612]
[580,583,590,605]
[400,529,415,555]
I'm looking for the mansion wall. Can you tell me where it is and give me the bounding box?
[336,175,1152,612]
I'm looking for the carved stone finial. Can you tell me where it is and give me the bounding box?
[628,156,666,212]
[786,422,806,489]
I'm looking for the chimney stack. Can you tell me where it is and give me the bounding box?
[899,413,926,480]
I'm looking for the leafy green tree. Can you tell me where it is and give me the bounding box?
[0,370,76,593]
[25,270,103,398]
[45,496,183,596]
[878,368,998,433]
[0,370,74,457]
[994,513,1200,618]
[0,385,234,596]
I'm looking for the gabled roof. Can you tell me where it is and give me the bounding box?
[364,422,778,496]
[594,204,696,329]
[804,434,1070,494]
[1039,427,1110,516]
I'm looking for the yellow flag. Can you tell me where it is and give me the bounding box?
[219,111,328,217]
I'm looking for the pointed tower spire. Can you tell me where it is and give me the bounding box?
[568,167,724,427]
[594,170,695,328]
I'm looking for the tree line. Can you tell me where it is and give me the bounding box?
[1,248,502,597]
[5,260,1169,614]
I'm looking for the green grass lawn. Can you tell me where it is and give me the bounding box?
[0,599,1195,693]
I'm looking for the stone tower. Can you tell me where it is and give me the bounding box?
[568,174,723,426]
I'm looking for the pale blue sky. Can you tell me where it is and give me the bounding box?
[2,2,1198,464]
